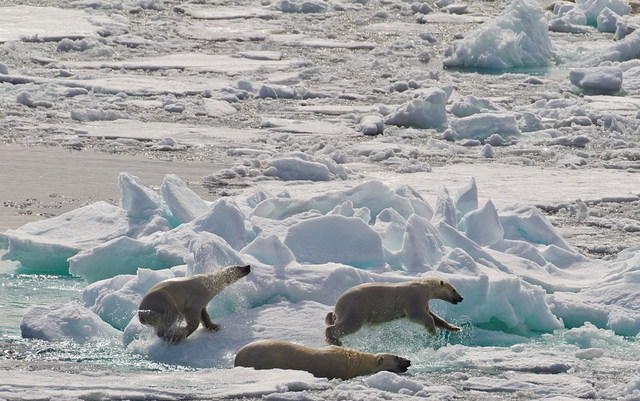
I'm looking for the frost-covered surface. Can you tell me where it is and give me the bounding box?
[2,0,640,399]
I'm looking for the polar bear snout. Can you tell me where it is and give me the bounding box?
[452,293,463,304]
[378,353,411,374]
[395,356,411,373]
[237,264,251,277]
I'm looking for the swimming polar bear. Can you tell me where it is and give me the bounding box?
[138,264,250,343]
[325,278,463,346]
[234,339,411,380]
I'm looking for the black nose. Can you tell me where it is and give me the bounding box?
[399,358,411,370]
[241,265,251,275]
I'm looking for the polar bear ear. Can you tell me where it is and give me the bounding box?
[377,356,384,366]
[440,280,445,286]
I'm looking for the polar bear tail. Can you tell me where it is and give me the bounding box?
[325,311,336,325]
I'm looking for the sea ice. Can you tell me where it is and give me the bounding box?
[451,113,521,141]
[0,6,124,43]
[2,167,639,380]
[570,66,623,94]
[384,88,450,129]
[21,301,121,343]
[591,30,640,64]
[443,0,557,69]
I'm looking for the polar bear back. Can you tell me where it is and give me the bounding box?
[333,281,427,323]
[139,275,212,314]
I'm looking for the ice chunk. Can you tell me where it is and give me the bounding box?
[251,181,417,222]
[460,200,504,246]
[21,302,120,343]
[356,114,384,135]
[454,177,479,217]
[443,0,557,69]
[597,7,622,32]
[451,113,521,141]
[192,199,250,251]
[241,235,295,266]
[592,30,640,64]
[432,187,458,227]
[160,174,210,224]
[186,232,245,275]
[570,66,623,94]
[119,173,169,221]
[264,157,333,181]
[284,215,384,269]
[384,88,449,129]
[69,235,184,283]
[373,208,408,253]
[364,371,424,394]
[577,0,631,25]
[124,300,332,367]
[450,96,504,118]
[1,202,131,273]
[392,215,445,271]
[394,185,434,220]
[499,206,576,254]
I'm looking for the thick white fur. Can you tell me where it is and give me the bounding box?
[234,339,411,380]
[138,264,250,343]
[325,278,463,346]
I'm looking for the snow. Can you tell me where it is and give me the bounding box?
[443,0,557,69]
[570,66,623,94]
[385,88,450,129]
[2,0,640,399]
[0,6,122,43]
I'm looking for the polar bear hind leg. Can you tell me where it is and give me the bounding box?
[325,313,366,346]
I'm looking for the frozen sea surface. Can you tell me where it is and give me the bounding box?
[1,0,640,399]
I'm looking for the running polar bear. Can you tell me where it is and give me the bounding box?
[138,264,251,343]
[234,339,411,380]
[325,278,464,346]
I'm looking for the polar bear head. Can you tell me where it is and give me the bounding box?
[219,264,251,284]
[376,353,411,373]
[428,278,463,304]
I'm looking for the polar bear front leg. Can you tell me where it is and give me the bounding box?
[430,311,462,332]
[407,305,436,336]
[200,308,220,332]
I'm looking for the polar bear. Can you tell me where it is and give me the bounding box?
[325,278,463,346]
[138,264,250,343]
[234,339,411,380]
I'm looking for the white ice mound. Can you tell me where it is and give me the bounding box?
[284,215,385,268]
[570,66,623,94]
[14,174,640,349]
[0,202,131,273]
[1,173,208,276]
[21,301,120,343]
[384,88,450,129]
[548,247,640,336]
[591,30,640,65]
[451,113,521,141]
[443,0,557,69]
[160,174,211,224]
